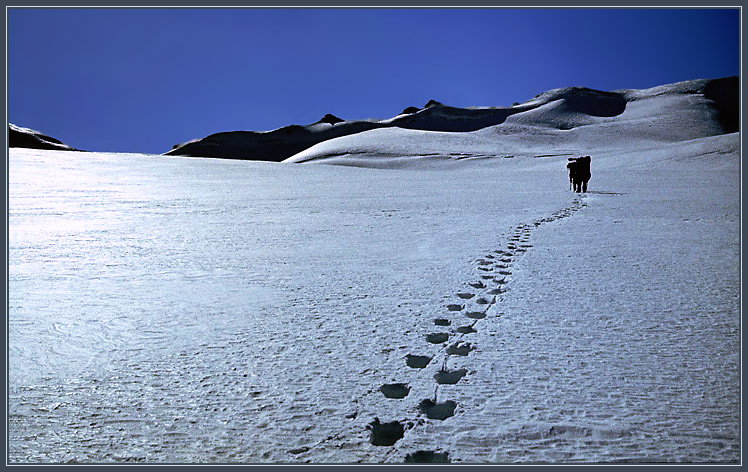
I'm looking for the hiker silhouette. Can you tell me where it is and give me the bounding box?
[567,156,591,193]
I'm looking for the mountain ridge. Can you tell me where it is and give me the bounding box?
[8,123,79,152]
[8,77,737,160]
[165,76,738,163]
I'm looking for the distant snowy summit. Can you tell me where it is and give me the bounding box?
[8,123,79,151]
[165,76,737,164]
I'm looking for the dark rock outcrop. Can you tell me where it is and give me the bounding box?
[703,76,739,133]
[317,113,344,125]
[400,106,421,115]
[166,119,385,161]
[9,124,78,151]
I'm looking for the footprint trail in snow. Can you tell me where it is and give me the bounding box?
[311,195,587,463]
[377,194,587,462]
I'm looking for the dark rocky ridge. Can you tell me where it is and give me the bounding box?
[166,119,385,161]
[9,124,78,151]
[703,76,739,133]
[317,113,344,125]
[165,76,738,162]
[400,106,421,115]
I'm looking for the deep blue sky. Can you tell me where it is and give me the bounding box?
[8,8,740,154]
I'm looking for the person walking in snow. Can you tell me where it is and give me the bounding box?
[567,156,591,193]
[567,158,578,191]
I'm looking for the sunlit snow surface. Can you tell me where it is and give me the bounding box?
[8,137,739,463]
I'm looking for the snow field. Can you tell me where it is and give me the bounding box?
[7,129,740,463]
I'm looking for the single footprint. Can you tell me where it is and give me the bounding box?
[456,325,477,334]
[404,450,450,463]
[434,318,451,326]
[434,368,468,385]
[447,341,475,356]
[475,297,492,305]
[500,257,512,263]
[368,418,406,446]
[481,275,494,280]
[426,333,450,344]
[447,304,464,311]
[419,399,457,420]
[405,354,432,369]
[498,270,512,276]
[380,383,411,399]
[487,288,504,295]
[457,293,475,299]
[478,267,493,272]
[465,311,486,320]
[288,446,310,455]
[469,282,486,289]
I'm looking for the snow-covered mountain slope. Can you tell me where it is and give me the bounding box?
[9,128,739,462]
[8,123,79,151]
[166,77,736,163]
[285,77,737,167]
[7,76,740,464]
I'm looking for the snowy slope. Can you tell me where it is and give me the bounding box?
[285,77,736,166]
[8,126,740,463]
[7,76,740,464]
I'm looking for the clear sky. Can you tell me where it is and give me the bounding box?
[7,8,740,154]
